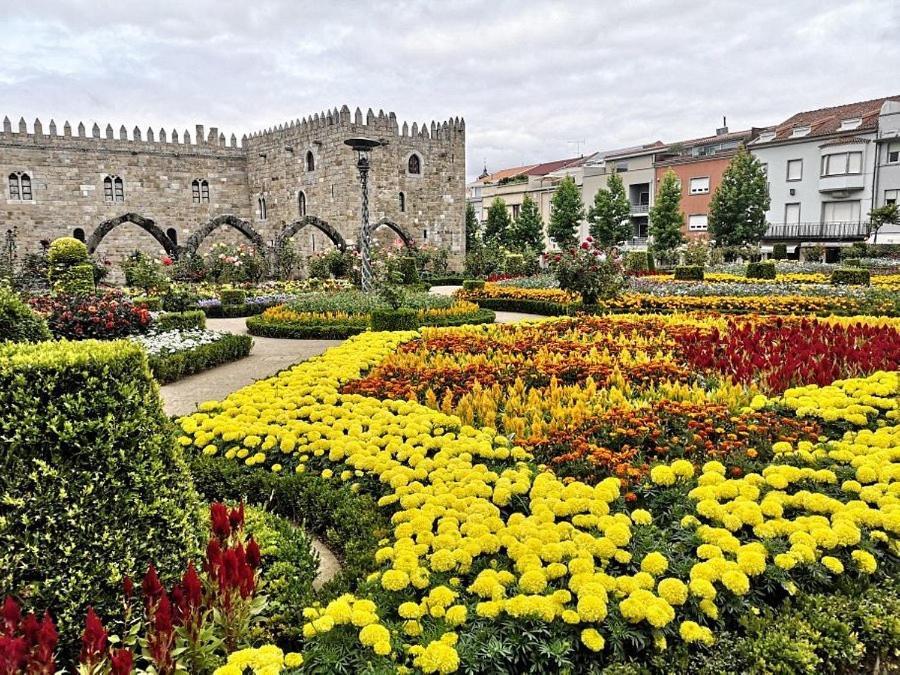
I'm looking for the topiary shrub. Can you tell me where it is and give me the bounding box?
[623,251,649,273]
[462,279,485,291]
[842,257,863,268]
[399,256,420,285]
[831,268,871,286]
[673,265,704,281]
[161,286,200,312]
[369,308,419,331]
[504,253,526,276]
[772,243,788,260]
[0,340,201,655]
[0,284,51,342]
[155,310,206,331]
[47,237,88,267]
[220,288,247,306]
[52,263,96,296]
[746,260,777,279]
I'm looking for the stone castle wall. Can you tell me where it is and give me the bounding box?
[0,106,466,277]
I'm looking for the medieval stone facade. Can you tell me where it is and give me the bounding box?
[0,105,466,277]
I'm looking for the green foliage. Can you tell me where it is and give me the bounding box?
[369,308,419,331]
[623,251,650,274]
[553,245,625,305]
[161,285,200,312]
[587,173,632,247]
[399,256,420,285]
[772,243,788,260]
[869,203,899,243]
[155,310,206,331]
[842,257,863,268]
[133,296,163,311]
[463,279,486,291]
[121,251,170,294]
[504,253,526,276]
[548,176,585,249]
[47,237,88,266]
[246,316,366,340]
[0,340,201,654]
[464,240,505,278]
[147,333,252,383]
[746,260,777,279]
[831,267,871,286]
[52,263,96,295]
[649,170,685,264]
[465,202,480,251]
[708,146,771,247]
[308,250,356,280]
[168,251,208,283]
[674,265,704,281]
[485,197,513,245]
[510,194,544,250]
[220,288,248,305]
[0,284,51,342]
[681,240,710,267]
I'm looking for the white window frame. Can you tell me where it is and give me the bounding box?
[7,170,35,203]
[689,176,710,195]
[822,200,861,224]
[888,142,900,164]
[885,189,898,206]
[786,159,803,181]
[784,202,801,225]
[821,151,863,177]
[687,214,708,231]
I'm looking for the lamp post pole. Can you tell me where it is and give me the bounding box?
[345,137,384,293]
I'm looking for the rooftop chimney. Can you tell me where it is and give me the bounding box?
[716,116,728,135]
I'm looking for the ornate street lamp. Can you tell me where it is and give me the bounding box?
[345,137,385,292]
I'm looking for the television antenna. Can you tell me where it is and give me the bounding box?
[568,140,586,156]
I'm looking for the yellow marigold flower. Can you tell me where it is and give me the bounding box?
[689,578,716,600]
[679,620,715,645]
[581,628,605,652]
[851,550,877,574]
[445,605,467,627]
[821,556,844,574]
[284,652,303,668]
[518,569,548,594]
[650,465,676,486]
[381,569,410,591]
[721,570,750,596]
[671,459,694,478]
[657,578,688,606]
[413,637,460,674]
[358,623,390,648]
[641,552,669,576]
[699,599,718,619]
[631,509,652,526]
[576,594,607,622]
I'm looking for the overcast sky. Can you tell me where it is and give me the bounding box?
[2,0,897,181]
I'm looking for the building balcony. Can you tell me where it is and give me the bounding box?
[819,173,865,193]
[630,203,649,215]
[763,221,870,241]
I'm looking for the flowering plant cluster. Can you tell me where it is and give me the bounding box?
[176,319,899,672]
[28,289,150,339]
[206,244,267,284]
[1,597,58,674]
[549,238,626,304]
[132,328,234,356]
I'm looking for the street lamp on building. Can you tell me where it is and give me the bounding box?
[345,137,385,292]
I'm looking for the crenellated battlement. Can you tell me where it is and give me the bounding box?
[0,116,244,153]
[245,104,465,143]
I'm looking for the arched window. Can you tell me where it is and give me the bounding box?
[73,227,85,242]
[191,179,210,203]
[298,191,307,217]
[257,196,267,220]
[407,154,421,175]
[166,228,178,245]
[399,192,406,212]
[8,172,32,201]
[103,175,124,202]
[306,151,315,172]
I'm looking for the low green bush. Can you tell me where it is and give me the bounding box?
[399,256,419,284]
[772,243,788,260]
[831,267,871,286]
[133,295,163,311]
[220,288,247,305]
[425,275,465,286]
[0,340,201,655]
[473,297,571,316]
[161,286,200,312]
[673,265,704,281]
[842,257,863,268]
[52,263,95,295]
[147,333,252,384]
[0,284,51,342]
[47,237,88,266]
[155,310,207,331]
[246,316,367,340]
[244,506,319,643]
[623,251,650,273]
[463,279,485,291]
[746,260,777,279]
[370,307,419,331]
[504,253,526,276]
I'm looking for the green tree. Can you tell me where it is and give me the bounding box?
[465,202,480,250]
[649,169,685,263]
[484,197,512,244]
[548,176,584,248]
[587,173,632,246]
[708,145,771,247]
[510,194,544,250]
[869,203,899,244]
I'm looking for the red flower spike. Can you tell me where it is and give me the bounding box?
[20,612,40,646]
[246,537,261,569]
[141,564,164,609]
[182,561,203,612]
[1,597,20,636]
[210,502,231,541]
[206,538,223,574]
[228,502,245,532]
[80,607,107,666]
[123,575,134,600]
[109,648,134,675]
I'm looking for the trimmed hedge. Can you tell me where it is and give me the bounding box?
[0,340,201,654]
[133,295,163,311]
[772,243,788,260]
[425,275,465,287]
[155,310,206,331]
[0,285,51,342]
[247,316,366,340]
[370,308,418,331]
[673,265,704,281]
[202,301,272,318]
[624,251,651,273]
[746,260,777,279]
[462,279,486,291]
[472,296,571,316]
[47,237,88,266]
[147,333,252,384]
[189,455,390,598]
[220,288,247,305]
[842,257,863,268]
[52,263,95,295]
[831,267,871,286]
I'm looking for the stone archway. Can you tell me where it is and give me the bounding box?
[87,213,178,256]
[185,214,266,253]
[372,218,416,250]
[278,215,347,251]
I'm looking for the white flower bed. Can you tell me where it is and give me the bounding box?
[132,329,230,356]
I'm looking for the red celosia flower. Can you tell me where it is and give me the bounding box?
[210,502,231,541]
[123,575,134,600]
[1,597,20,636]
[228,502,245,532]
[246,537,261,569]
[142,564,164,609]
[206,538,223,574]
[109,648,134,675]
[80,607,107,667]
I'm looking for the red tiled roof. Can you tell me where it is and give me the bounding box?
[819,136,872,147]
[524,156,589,176]
[755,95,900,144]
[476,164,537,184]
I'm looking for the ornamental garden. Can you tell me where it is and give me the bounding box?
[1,227,899,674]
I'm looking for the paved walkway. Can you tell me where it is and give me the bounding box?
[159,318,342,417]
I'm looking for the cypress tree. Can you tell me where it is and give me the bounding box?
[548,176,584,248]
[587,172,632,247]
[465,202,480,250]
[484,197,512,244]
[649,169,685,263]
[708,146,771,247]
[511,194,544,250]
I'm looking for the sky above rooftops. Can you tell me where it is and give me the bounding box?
[1,0,897,181]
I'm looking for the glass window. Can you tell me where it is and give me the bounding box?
[103,176,114,201]
[847,152,862,174]
[688,214,708,231]
[888,142,899,164]
[306,151,315,172]
[113,177,124,202]
[822,200,860,223]
[885,189,898,206]
[822,152,863,176]
[191,180,201,203]
[298,191,307,217]
[200,180,209,202]
[689,177,710,194]
[8,173,20,200]
[786,159,803,181]
[784,203,801,224]
[408,154,421,175]
[20,174,31,200]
